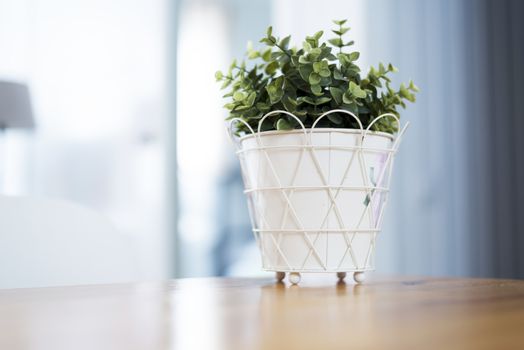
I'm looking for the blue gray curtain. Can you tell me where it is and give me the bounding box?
[369,0,524,278]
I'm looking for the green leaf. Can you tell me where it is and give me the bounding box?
[337,53,349,65]
[266,76,284,104]
[220,79,231,89]
[388,63,398,72]
[342,91,353,104]
[272,86,283,101]
[309,72,321,85]
[310,48,322,56]
[311,84,322,95]
[329,87,344,104]
[349,52,360,61]
[313,60,328,73]
[327,113,343,124]
[409,80,419,92]
[266,26,273,37]
[333,68,344,80]
[293,108,306,115]
[256,102,271,111]
[343,102,358,114]
[328,38,343,47]
[349,81,367,98]
[314,30,324,40]
[233,91,246,101]
[279,35,291,49]
[247,49,260,59]
[358,105,370,114]
[299,96,316,105]
[259,118,273,132]
[399,83,409,98]
[339,27,350,35]
[298,55,310,64]
[298,96,330,106]
[265,61,279,75]
[245,92,256,107]
[303,41,312,52]
[276,118,293,130]
[315,96,332,104]
[305,36,317,48]
[230,59,237,70]
[215,71,223,81]
[260,38,275,46]
[262,48,272,62]
[333,19,347,25]
[282,95,297,111]
[234,105,250,111]
[354,88,366,98]
[298,64,313,81]
[319,68,331,78]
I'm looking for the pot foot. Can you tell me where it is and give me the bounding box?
[353,271,366,284]
[288,272,301,285]
[275,271,285,282]
[336,272,347,281]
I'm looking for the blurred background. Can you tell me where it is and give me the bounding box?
[0,0,522,288]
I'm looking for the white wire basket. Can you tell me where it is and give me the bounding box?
[227,109,409,284]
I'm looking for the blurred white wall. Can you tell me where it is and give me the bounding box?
[176,0,229,276]
[176,0,272,277]
[0,0,173,283]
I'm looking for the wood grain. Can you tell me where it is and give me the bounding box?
[0,275,523,349]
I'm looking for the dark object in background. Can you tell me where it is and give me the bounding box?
[0,81,35,130]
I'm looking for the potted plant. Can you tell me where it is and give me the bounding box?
[216,20,418,284]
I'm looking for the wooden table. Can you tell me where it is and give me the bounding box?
[0,275,523,349]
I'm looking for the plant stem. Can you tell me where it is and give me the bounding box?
[271,38,292,59]
[339,24,343,54]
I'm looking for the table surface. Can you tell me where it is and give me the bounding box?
[1,275,523,350]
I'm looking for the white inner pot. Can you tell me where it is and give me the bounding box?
[237,128,396,272]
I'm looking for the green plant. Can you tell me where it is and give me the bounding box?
[216,20,418,135]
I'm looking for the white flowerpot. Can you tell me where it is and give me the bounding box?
[228,110,407,283]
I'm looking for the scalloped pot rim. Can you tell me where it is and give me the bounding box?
[238,127,395,142]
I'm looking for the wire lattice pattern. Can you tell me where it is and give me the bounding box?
[228,110,408,273]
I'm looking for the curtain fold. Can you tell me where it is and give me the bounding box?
[366,0,524,278]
